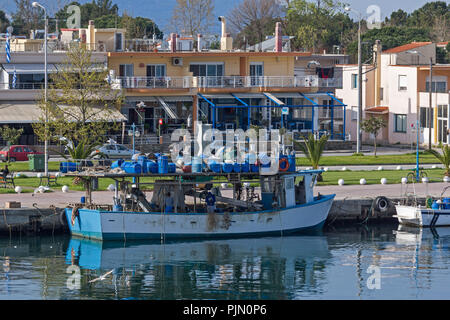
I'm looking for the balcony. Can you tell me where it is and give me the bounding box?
[115,75,334,90]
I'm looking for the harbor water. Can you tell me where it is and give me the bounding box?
[0,224,449,300]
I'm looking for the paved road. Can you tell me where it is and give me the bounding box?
[2,182,448,208]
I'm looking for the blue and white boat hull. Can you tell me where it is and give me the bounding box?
[395,205,450,227]
[65,194,335,241]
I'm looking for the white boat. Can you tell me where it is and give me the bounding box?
[64,170,335,241]
[395,186,450,227]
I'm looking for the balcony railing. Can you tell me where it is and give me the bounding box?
[115,75,331,89]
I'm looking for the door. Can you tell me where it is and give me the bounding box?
[11,146,23,161]
[437,105,448,144]
[250,63,263,86]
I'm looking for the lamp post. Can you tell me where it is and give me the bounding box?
[345,6,363,154]
[407,50,433,150]
[32,1,48,175]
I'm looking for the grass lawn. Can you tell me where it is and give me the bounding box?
[0,161,61,172]
[296,152,439,167]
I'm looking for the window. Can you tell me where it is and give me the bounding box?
[398,75,407,91]
[189,63,224,77]
[115,33,123,51]
[379,87,384,101]
[438,105,448,118]
[147,64,166,77]
[394,114,407,133]
[426,81,447,93]
[13,147,22,152]
[420,107,434,128]
[351,74,357,89]
[119,64,134,77]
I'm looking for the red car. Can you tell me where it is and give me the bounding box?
[0,145,42,162]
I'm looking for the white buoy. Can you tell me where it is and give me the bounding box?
[342,167,347,171]
[360,178,366,185]
[55,172,62,178]
[243,182,250,188]
[432,165,437,169]
[396,166,402,170]
[38,186,45,193]
[107,184,116,192]
[401,177,408,184]
[324,167,329,172]
[380,178,387,185]
[444,176,450,183]
[422,177,429,183]
[62,185,69,193]
[221,183,228,189]
[378,166,383,171]
[338,179,345,186]
[37,173,43,178]
[15,186,22,194]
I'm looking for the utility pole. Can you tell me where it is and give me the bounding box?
[357,18,362,153]
[428,57,433,150]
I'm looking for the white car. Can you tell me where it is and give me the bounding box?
[92,144,139,159]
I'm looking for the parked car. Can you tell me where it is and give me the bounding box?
[91,143,139,159]
[0,145,43,162]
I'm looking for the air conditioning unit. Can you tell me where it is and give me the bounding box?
[172,57,183,66]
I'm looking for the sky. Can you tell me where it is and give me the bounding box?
[0,0,434,35]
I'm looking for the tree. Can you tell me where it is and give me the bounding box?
[227,0,283,49]
[428,145,450,176]
[360,116,387,157]
[294,133,328,181]
[171,0,215,36]
[32,45,124,160]
[11,0,44,36]
[285,0,350,52]
[0,126,24,162]
[0,10,10,33]
[385,9,408,27]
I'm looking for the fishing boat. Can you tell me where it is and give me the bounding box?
[64,168,335,241]
[395,186,450,227]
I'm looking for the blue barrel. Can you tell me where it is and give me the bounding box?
[241,162,250,173]
[80,196,86,204]
[123,162,142,174]
[222,163,233,173]
[59,162,68,173]
[113,204,123,212]
[168,163,176,173]
[192,156,203,173]
[208,160,222,173]
[432,201,440,210]
[288,153,296,172]
[147,161,158,174]
[158,155,169,174]
[137,156,148,174]
[233,162,242,173]
[111,159,124,170]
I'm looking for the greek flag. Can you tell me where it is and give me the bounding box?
[12,68,17,89]
[5,32,11,63]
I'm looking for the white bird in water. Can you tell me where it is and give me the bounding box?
[88,269,114,283]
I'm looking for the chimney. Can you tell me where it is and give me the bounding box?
[170,33,177,53]
[197,34,203,51]
[275,22,282,53]
[219,16,233,51]
[373,39,382,106]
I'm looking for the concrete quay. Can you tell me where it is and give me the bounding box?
[0,182,446,235]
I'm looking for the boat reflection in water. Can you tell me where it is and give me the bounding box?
[394,225,450,250]
[65,235,331,299]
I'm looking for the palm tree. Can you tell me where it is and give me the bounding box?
[294,133,329,181]
[428,144,450,176]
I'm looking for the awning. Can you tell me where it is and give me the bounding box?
[0,103,43,124]
[365,106,389,114]
[1,63,58,74]
[0,103,127,124]
[263,92,285,105]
